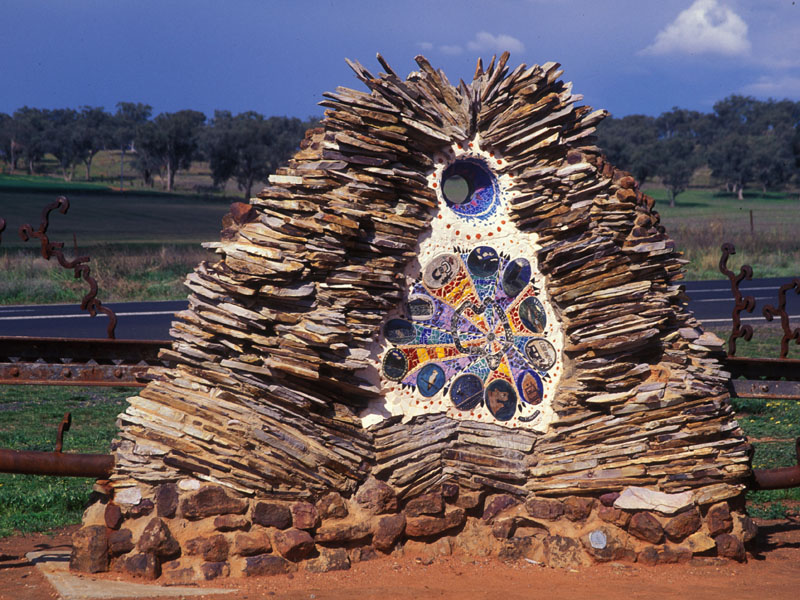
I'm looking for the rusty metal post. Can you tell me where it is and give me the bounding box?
[751,437,800,490]
[0,411,114,478]
[17,196,118,338]
[0,449,113,478]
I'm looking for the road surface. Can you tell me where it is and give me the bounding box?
[0,300,186,340]
[0,279,798,340]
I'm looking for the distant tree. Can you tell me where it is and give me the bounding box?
[203,110,238,187]
[653,108,704,207]
[131,126,162,187]
[134,110,205,191]
[204,112,309,200]
[711,95,759,135]
[705,95,799,197]
[749,99,800,193]
[751,130,795,193]
[113,102,152,189]
[0,113,14,171]
[74,106,112,181]
[707,132,752,199]
[793,129,800,200]
[45,108,82,181]
[654,135,700,207]
[12,107,49,174]
[597,115,658,183]
[705,97,800,197]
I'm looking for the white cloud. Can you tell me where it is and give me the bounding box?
[465,31,525,55]
[428,32,525,57]
[440,44,463,56]
[741,75,800,99]
[642,0,751,57]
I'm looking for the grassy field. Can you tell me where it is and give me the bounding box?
[0,386,129,536]
[649,188,800,280]
[0,184,230,247]
[0,181,228,303]
[0,244,212,304]
[734,396,800,519]
[2,150,243,197]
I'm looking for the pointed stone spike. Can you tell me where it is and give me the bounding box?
[474,57,484,79]
[487,54,497,75]
[497,51,511,72]
[377,53,398,77]
[344,58,374,84]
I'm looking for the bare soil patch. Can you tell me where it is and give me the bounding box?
[1,519,799,600]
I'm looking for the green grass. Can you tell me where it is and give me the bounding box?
[0,386,129,536]
[0,184,226,303]
[0,173,114,192]
[0,244,213,304]
[705,325,800,518]
[649,187,800,280]
[745,431,800,519]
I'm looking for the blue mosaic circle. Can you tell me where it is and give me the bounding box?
[440,159,499,219]
[450,373,484,410]
[380,249,559,421]
[417,363,446,397]
[485,378,517,421]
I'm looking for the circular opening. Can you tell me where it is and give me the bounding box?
[439,158,499,218]
[442,174,470,205]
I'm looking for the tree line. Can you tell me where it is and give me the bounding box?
[2,95,799,205]
[596,95,800,206]
[0,103,317,199]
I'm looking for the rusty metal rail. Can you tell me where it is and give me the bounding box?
[0,447,114,477]
[752,437,800,490]
[715,242,800,489]
[718,242,800,400]
[725,356,800,400]
[0,336,170,386]
[0,412,114,478]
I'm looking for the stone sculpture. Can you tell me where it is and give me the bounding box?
[71,53,754,579]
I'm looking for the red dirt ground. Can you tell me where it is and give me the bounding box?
[1,518,799,600]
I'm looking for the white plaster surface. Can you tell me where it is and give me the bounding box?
[364,137,564,432]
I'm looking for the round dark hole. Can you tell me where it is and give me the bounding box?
[443,174,470,205]
[439,159,498,217]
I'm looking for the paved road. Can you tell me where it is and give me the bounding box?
[682,277,800,327]
[0,300,187,340]
[0,279,798,340]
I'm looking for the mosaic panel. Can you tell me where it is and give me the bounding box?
[368,138,564,432]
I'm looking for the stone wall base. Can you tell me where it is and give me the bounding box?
[71,478,757,580]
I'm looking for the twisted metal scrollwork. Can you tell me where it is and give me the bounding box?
[762,279,800,359]
[17,196,117,338]
[719,242,754,356]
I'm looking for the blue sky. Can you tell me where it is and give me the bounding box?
[1,0,798,120]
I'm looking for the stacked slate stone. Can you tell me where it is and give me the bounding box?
[71,53,754,580]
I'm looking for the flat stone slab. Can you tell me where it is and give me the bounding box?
[613,486,693,515]
[27,550,235,599]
